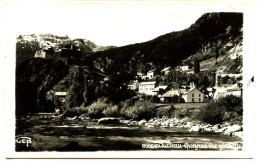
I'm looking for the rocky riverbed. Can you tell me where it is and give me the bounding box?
[35,114,243,139]
[59,115,243,139]
[95,117,243,139]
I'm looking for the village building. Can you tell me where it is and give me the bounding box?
[153,85,168,95]
[128,80,139,91]
[161,67,171,75]
[34,47,60,60]
[160,90,180,103]
[180,65,190,71]
[34,43,82,65]
[214,73,243,100]
[174,66,181,71]
[137,72,146,80]
[160,82,204,103]
[55,91,67,96]
[146,70,157,79]
[54,92,67,102]
[181,88,205,103]
[214,82,242,100]
[35,47,69,65]
[54,92,67,112]
[174,65,190,72]
[138,81,158,95]
[206,87,216,98]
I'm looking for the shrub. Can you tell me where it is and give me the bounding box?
[119,101,135,119]
[172,95,185,103]
[87,99,108,119]
[156,106,174,118]
[175,109,192,119]
[120,100,156,120]
[86,98,121,119]
[195,95,242,124]
[218,95,242,114]
[150,95,160,103]
[195,101,225,124]
[103,105,119,117]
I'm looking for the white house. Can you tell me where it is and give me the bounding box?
[146,70,157,79]
[174,65,190,72]
[207,87,216,98]
[138,81,158,95]
[214,83,242,100]
[55,92,67,96]
[214,73,243,100]
[54,92,67,103]
[181,88,205,103]
[180,65,189,72]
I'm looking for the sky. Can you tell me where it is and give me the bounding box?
[2,1,215,46]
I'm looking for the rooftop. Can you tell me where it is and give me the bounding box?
[153,86,168,92]
[147,69,156,73]
[162,90,179,97]
[182,88,203,95]
[139,81,156,85]
[55,92,67,96]
[161,67,171,72]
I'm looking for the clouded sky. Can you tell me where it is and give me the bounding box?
[2,1,221,46]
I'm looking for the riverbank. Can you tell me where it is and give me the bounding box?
[61,114,243,139]
[19,113,243,139]
[117,117,243,139]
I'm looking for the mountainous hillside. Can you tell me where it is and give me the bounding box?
[87,12,242,75]
[16,12,243,115]
[16,58,69,114]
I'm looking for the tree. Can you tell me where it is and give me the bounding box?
[150,95,160,103]
[193,58,200,74]
[172,95,185,103]
[74,66,84,85]
[220,75,230,84]
[66,84,84,108]
[215,43,220,64]
[198,75,210,92]
[101,60,136,107]
[83,81,96,106]
[66,66,85,108]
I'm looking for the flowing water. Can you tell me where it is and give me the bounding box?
[15,117,242,151]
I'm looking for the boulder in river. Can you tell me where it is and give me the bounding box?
[147,125,154,128]
[120,120,131,124]
[214,127,228,133]
[232,131,243,138]
[189,125,201,132]
[222,125,242,135]
[161,120,170,127]
[97,117,120,125]
[184,122,192,129]
[204,127,213,132]
[138,119,147,125]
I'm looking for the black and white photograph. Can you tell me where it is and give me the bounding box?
[1,0,257,158]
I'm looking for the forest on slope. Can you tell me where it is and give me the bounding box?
[87,13,242,74]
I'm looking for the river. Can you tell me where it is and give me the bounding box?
[15,116,242,151]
